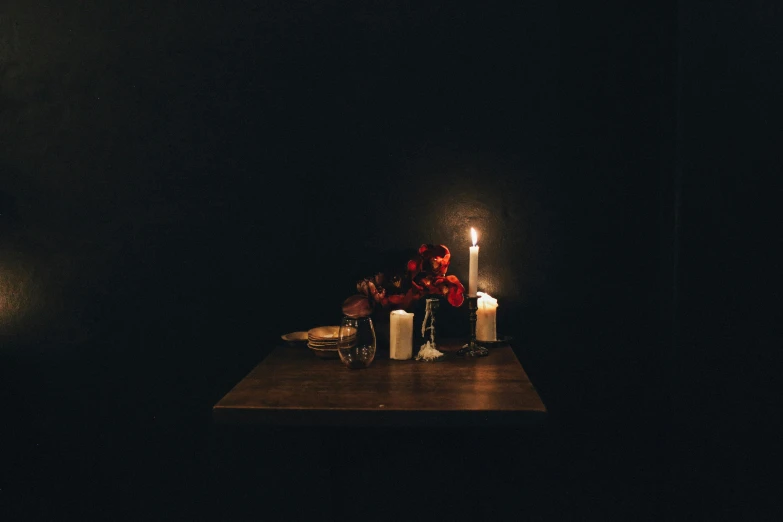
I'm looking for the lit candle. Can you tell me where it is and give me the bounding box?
[389,309,414,360]
[476,291,498,341]
[469,227,479,297]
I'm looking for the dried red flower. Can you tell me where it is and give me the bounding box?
[431,275,465,308]
[343,243,466,315]
[418,244,451,276]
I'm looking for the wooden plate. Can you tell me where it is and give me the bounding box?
[307,326,340,340]
[308,344,339,359]
[306,341,338,347]
[281,331,309,346]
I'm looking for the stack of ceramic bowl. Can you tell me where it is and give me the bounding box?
[307,326,349,359]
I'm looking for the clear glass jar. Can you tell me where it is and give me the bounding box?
[337,315,376,369]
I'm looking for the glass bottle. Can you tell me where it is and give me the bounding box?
[337,315,376,369]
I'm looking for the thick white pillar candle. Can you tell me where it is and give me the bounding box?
[389,310,414,360]
[469,227,479,297]
[476,291,498,341]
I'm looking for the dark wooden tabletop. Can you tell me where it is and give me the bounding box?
[212,339,546,427]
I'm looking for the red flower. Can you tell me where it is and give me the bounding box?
[418,244,451,276]
[383,288,420,310]
[431,275,465,307]
[343,243,465,316]
[406,258,421,275]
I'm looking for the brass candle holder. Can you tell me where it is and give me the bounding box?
[457,295,489,357]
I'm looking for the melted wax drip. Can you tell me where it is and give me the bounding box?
[416,299,443,361]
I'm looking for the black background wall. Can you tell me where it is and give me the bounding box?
[672,1,780,519]
[1,1,778,520]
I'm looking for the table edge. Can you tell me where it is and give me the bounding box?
[212,404,547,427]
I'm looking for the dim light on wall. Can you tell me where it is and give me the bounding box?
[0,268,12,321]
[0,265,28,329]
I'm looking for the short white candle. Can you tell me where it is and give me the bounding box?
[389,310,414,360]
[469,227,479,297]
[476,291,498,342]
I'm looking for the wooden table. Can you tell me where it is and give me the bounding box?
[212,339,546,427]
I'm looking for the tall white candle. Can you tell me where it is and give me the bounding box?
[476,291,498,341]
[469,227,479,297]
[389,310,414,360]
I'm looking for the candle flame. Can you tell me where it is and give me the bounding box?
[471,227,477,246]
